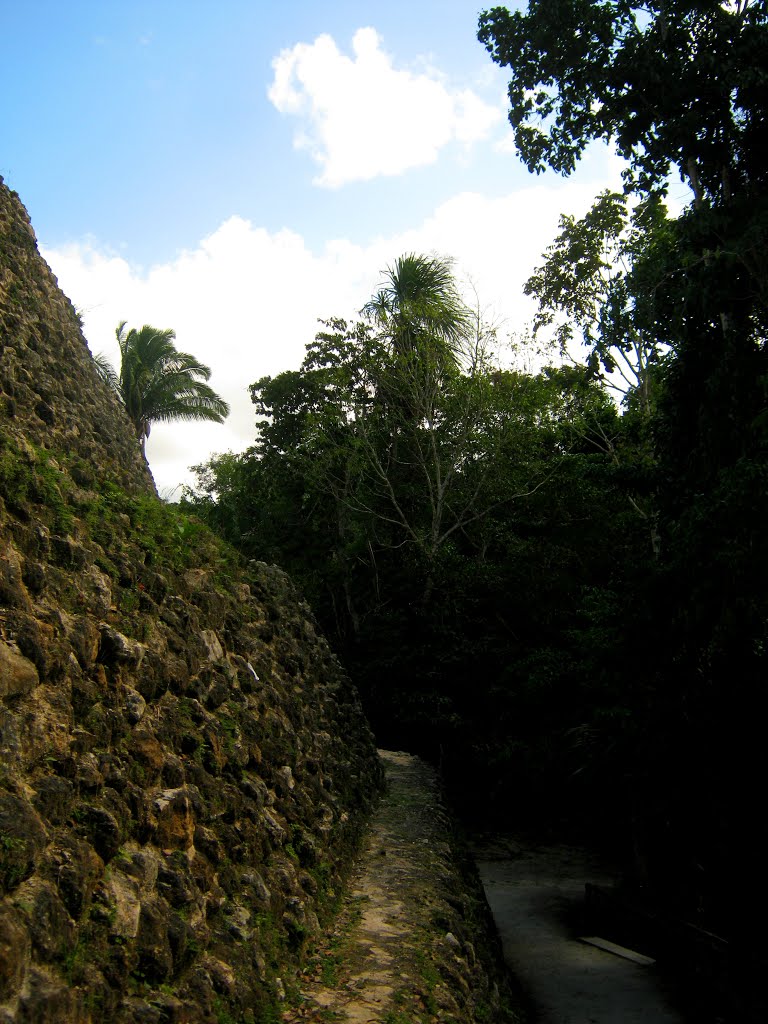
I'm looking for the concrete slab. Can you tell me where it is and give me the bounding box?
[579,936,656,965]
[474,840,686,1023]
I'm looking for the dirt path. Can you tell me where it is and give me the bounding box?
[282,751,520,1023]
[473,836,687,1024]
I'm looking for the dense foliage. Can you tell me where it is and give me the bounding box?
[183,4,768,1011]
[478,0,768,983]
[184,261,645,828]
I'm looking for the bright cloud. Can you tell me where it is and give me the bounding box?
[268,27,502,187]
[44,223,375,497]
[43,168,620,497]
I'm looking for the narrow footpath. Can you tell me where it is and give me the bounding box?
[283,750,521,1023]
[473,837,686,1024]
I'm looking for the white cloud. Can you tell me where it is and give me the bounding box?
[43,221,378,497]
[268,27,502,187]
[43,166,621,497]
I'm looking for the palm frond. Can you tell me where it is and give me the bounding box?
[109,321,229,447]
[364,253,473,366]
[93,352,120,393]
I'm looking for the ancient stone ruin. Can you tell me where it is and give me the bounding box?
[0,177,383,1023]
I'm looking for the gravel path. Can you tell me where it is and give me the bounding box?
[473,837,687,1024]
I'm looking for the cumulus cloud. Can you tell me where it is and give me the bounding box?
[43,169,620,497]
[268,27,502,187]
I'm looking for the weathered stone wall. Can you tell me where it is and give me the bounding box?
[0,178,383,1024]
[0,179,154,497]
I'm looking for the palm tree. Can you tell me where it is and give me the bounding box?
[95,322,230,449]
[363,253,473,422]
[364,253,473,361]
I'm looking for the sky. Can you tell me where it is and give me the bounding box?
[0,0,637,497]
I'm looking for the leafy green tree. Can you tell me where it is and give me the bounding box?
[478,0,767,198]
[525,190,672,412]
[242,317,509,608]
[524,190,678,558]
[186,297,627,794]
[225,260,507,613]
[481,1,768,962]
[479,0,768,323]
[96,322,230,448]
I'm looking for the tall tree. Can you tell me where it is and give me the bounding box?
[363,253,475,423]
[478,0,767,197]
[96,322,230,448]
[363,253,474,360]
[244,316,544,608]
[478,0,768,313]
[186,339,627,807]
[525,190,672,412]
[480,0,768,961]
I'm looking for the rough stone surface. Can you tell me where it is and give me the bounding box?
[0,639,38,698]
[1,178,383,1023]
[0,180,154,498]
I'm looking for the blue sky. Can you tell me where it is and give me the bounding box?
[1,1,628,495]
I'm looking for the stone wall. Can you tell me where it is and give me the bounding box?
[0,178,383,1024]
[0,179,154,497]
